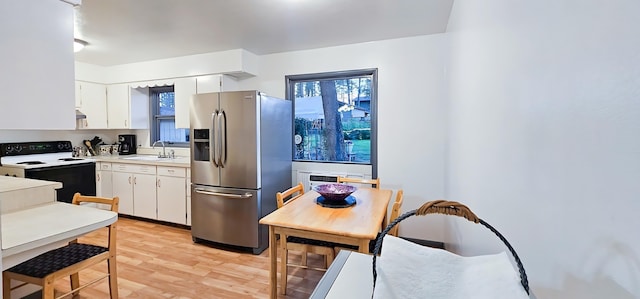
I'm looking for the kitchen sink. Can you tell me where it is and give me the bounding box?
[121,156,173,161]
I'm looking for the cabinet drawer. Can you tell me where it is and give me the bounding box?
[157,166,186,177]
[99,162,112,171]
[112,163,156,174]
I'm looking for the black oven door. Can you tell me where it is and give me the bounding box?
[25,163,96,203]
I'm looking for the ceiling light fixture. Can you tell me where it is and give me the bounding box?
[74,38,88,52]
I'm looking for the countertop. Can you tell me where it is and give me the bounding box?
[90,155,190,167]
[0,176,63,194]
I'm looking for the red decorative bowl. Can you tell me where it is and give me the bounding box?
[313,183,357,201]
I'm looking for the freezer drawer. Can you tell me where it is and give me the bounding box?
[191,185,260,249]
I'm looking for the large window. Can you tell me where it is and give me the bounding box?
[150,86,189,147]
[286,69,377,166]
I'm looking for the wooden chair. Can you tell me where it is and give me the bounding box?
[337,176,380,189]
[276,183,336,295]
[3,193,119,299]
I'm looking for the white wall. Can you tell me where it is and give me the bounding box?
[446,1,640,298]
[239,35,449,240]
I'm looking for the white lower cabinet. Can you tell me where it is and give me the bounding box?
[133,173,157,219]
[96,162,113,198]
[108,162,188,225]
[111,163,156,216]
[186,168,191,226]
[157,166,187,224]
[112,170,134,215]
[95,162,113,210]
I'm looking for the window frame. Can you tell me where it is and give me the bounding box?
[285,68,378,174]
[149,85,189,148]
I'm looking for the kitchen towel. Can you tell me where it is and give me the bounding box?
[373,235,530,299]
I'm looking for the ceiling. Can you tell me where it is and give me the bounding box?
[73,0,454,66]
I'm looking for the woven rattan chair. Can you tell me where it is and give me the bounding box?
[2,193,119,299]
[276,183,336,295]
[336,176,380,189]
[372,200,531,296]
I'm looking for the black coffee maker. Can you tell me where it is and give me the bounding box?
[118,134,137,155]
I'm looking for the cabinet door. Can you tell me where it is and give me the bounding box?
[0,0,75,130]
[112,171,134,215]
[78,82,108,129]
[97,170,113,198]
[133,173,157,219]
[75,81,82,108]
[174,77,197,129]
[157,176,187,224]
[107,84,130,129]
[195,75,222,94]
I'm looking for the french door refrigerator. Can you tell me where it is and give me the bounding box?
[190,90,292,254]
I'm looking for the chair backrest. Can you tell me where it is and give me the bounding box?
[337,176,380,189]
[71,193,119,249]
[387,190,404,237]
[276,183,305,209]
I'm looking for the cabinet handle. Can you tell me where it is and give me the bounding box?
[134,176,137,185]
[97,173,101,182]
[128,176,132,184]
[157,179,161,188]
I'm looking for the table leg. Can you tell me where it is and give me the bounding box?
[381,213,388,231]
[269,226,277,299]
[358,239,370,254]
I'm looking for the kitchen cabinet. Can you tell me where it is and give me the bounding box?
[0,0,75,130]
[76,81,108,129]
[112,170,134,215]
[187,168,191,226]
[111,163,156,216]
[157,166,187,224]
[96,162,113,198]
[107,84,149,129]
[174,78,197,129]
[133,173,157,219]
[174,74,239,130]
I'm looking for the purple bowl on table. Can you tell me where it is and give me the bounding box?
[313,183,357,201]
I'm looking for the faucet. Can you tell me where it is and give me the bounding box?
[152,140,167,158]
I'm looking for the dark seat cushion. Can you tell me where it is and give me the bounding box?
[7,243,108,278]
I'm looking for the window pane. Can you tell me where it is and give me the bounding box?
[292,75,372,164]
[159,119,189,142]
[158,91,175,116]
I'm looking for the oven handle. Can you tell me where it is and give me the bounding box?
[194,188,252,199]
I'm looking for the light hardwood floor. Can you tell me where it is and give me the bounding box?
[44,217,326,299]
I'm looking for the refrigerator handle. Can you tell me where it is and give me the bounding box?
[217,111,224,167]
[220,110,227,167]
[211,111,219,167]
[194,188,253,199]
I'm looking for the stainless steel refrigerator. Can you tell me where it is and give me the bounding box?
[190,90,292,254]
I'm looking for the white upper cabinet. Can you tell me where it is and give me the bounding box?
[107,84,130,129]
[174,75,238,129]
[174,77,197,129]
[107,84,149,129]
[76,81,108,129]
[196,74,238,94]
[0,0,75,130]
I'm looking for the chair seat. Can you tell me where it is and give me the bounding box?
[286,236,342,248]
[7,243,108,278]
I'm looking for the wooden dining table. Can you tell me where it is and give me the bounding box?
[259,187,392,298]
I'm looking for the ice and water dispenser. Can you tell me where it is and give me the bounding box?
[193,129,210,161]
